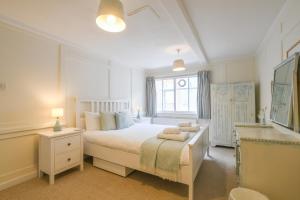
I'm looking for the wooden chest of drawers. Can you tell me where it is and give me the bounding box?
[235,124,300,200]
[38,128,83,184]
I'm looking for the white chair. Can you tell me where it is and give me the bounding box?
[229,187,269,200]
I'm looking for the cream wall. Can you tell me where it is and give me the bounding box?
[0,22,61,134]
[0,21,62,190]
[0,21,145,190]
[131,69,146,113]
[255,0,300,120]
[146,56,256,84]
[61,46,146,126]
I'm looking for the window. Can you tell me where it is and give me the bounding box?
[156,76,197,114]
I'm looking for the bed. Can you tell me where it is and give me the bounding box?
[76,99,209,200]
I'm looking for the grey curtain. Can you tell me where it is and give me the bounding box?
[197,71,211,119]
[146,77,157,117]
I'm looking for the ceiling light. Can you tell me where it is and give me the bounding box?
[96,0,126,33]
[172,49,186,72]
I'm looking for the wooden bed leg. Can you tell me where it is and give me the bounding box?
[189,183,194,200]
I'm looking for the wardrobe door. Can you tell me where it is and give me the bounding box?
[210,84,232,146]
[232,83,255,144]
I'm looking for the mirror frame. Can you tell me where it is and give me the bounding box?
[270,52,300,132]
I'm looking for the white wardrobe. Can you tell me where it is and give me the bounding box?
[210,82,255,147]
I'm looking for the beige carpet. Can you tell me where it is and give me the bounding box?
[0,147,236,200]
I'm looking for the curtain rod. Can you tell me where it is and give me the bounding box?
[151,73,198,79]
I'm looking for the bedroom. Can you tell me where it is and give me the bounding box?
[0,0,300,200]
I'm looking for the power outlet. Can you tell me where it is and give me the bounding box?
[0,82,6,91]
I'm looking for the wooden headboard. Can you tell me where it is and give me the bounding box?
[75,99,130,129]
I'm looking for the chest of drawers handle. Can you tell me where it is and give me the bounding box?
[67,143,71,146]
[67,158,71,162]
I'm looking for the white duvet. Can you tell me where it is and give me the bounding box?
[83,123,190,165]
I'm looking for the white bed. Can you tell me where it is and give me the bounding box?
[84,123,191,165]
[76,99,209,200]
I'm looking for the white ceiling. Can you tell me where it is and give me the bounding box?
[0,0,286,68]
[183,0,286,60]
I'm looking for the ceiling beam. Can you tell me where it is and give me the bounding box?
[160,0,208,64]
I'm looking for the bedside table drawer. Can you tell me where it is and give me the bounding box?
[55,149,81,172]
[54,134,80,155]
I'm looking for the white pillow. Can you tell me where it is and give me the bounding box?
[85,112,101,130]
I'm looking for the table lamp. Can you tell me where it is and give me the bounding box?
[136,106,141,120]
[51,108,64,131]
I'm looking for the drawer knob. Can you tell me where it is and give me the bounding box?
[67,143,71,146]
[67,158,71,162]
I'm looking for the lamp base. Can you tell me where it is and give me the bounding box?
[53,119,62,132]
[137,110,141,120]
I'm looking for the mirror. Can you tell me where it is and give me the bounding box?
[271,60,294,127]
[271,53,300,132]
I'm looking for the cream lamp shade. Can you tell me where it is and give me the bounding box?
[96,0,126,32]
[51,108,64,118]
[172,49,186,71]
[173,59,186,71]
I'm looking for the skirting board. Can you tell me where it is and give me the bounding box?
[0,170,37,191]
[93,157,135,177]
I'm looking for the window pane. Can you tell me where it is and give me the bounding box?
[176,78,188,89]
[163,90,174,111]
[176,89,188,111]
[156,79,162,91]
[155,80,162,112]
[189,77,198,88]
[189,88,197,112]
[155,76,198,113]
[163,79,174,90]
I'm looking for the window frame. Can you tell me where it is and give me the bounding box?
[155,74,198,116]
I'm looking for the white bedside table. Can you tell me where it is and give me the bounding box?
[133,117,152,124]
[38,128,83,184]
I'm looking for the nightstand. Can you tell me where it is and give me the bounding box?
[133,117,152,124]
[38,128,83,184]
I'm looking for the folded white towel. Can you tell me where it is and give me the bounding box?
[157,132,189,142]
[178,122,192,127]
[163,128,181,134]
[179,125,201,132]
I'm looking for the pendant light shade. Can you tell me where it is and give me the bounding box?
[96,0,126,32]
[172,49,186,71]
[173,59,186,71]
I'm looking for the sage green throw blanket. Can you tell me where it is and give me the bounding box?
[140,134,194,181]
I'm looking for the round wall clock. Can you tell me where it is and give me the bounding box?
[178,79,186,87]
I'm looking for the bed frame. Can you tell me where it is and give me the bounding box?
[75,99,209,200]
